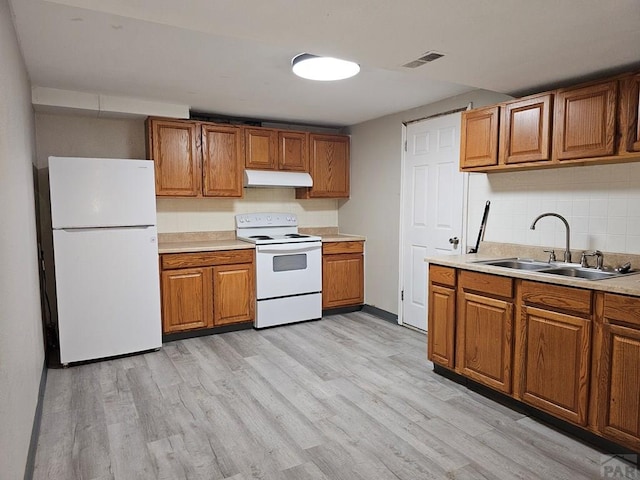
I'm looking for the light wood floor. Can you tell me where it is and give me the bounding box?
[33,312,638,480]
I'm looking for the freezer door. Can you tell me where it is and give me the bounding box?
[49,156,157,229]
[53,226,161,364]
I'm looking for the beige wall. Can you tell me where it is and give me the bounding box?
[342,90,512,315]
[0,1,45,478]
[34,113,339,232]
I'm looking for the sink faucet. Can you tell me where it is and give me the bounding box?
[530,213,572,263]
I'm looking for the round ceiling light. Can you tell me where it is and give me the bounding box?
[291,53,360,81]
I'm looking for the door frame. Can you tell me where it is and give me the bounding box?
[397,112,471,329]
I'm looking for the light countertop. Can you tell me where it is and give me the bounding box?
[158,231,365,254]
[427,252,640,297]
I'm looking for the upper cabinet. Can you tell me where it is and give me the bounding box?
[460,106,499,169]
[202,124,243,197]
[297,133,350,199]
[620,73,640,154]
[146,117,242,198]
[554,80,617,161]
[148,117,348,198]
[146,118,201,196]
[244,127,277,170]
[500,93,553,165]
[278,131,308,171]
[459,70,640,173]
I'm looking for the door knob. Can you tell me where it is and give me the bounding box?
[449,237,459,248]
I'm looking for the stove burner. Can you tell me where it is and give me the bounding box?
[249,235,273,240]
[285,234,309,238]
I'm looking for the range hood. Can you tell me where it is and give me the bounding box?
[244,169,313,188]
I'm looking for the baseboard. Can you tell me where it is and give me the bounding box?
[322,305,363,316]
[24,361,47,480]
[162,321,253,343]
[361,304,398,324]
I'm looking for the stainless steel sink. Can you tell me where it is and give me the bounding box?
[474,257,635,281]
[474,258,552,271]
[541,267,619,280]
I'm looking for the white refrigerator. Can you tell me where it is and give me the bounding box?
[49,156,162,364]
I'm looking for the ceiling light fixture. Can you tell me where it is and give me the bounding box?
[291,53,360,81]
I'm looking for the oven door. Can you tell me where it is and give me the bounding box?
[256,242,322,300]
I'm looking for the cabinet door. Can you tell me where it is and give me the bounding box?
[213,263,255,326]
[620,73,640,153]
[460,106,499,169]
[553,80,618,160]
[298,134,350,198]
[278,131,308,171]
[428,283,456,368]
[456,291,513,393]
[147,118,201,196]
[598,293,640,451]
[322,253,364,309]
[202,124,243,197]
[161,267,213,333]
[499,94,553,165]
[518,306,591,425]
[244,127,277,170]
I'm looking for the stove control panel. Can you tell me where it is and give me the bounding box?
[235,212,298,228]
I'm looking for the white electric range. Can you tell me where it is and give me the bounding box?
[236,213,322,328]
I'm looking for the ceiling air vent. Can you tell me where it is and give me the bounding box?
[403,51,445,69]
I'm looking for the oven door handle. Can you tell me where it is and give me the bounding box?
[257,243,321,254]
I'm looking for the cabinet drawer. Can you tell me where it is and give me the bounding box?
[521,281,592,317]
[459,270,513,298]
[162,249,254,270]
[323,241,364,255]
[604,293,640,327]
[429,265,456,287]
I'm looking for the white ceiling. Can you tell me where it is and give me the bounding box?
[9,0,640,127]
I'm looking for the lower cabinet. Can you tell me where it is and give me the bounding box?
[161,267,213,332]
[597,293,640,451]
[516,281,593,426]
[427,265,640,454]
[455,271,514,393]
[427,265,456,368]
[322,241,364,309]
[160,249,255,334]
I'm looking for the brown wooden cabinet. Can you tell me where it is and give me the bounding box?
[516,281,593,426]
[499,94,553,165]
[297,134,350,199]
[455,271,514,393]
[160,249,255,334]
[278,131,308,171]
[161,267,213,332]
[146,118,201,196]
[460,106,499,169]
[620,73,640,154]
[213,263,255,325]
[244,127,277,170]
[322,241,364,309]
[202,124,243,197]
[597,293,640,451]
[427,265,456,368]
[554,79,618,161]
[146,117,243,198]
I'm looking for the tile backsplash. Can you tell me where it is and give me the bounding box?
[467,162,640,255]
[156,188,338,233]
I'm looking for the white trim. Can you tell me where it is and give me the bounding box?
[397,123,408,326]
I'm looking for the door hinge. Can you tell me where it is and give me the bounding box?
[404,140,407,152]
[401,290,404,301]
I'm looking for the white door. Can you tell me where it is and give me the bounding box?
[400,113,465,331]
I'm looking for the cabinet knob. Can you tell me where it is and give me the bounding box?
[449,237,459,248]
